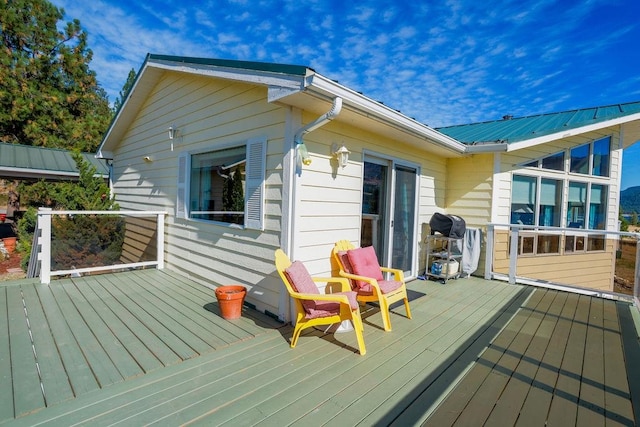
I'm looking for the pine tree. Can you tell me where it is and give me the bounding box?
[0,0,111,151]
[113,68,137,112]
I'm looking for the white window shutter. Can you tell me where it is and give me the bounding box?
[245,136,266,230]
[176,151,190,219]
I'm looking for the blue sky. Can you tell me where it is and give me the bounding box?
[51,0,640,189]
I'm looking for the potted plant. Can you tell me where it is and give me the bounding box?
[215,285,247,319]
[2,236,16,253]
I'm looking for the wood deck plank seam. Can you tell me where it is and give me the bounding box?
[129,270,262,348]
[86,275,184,366]
[362,282,527,426]
[70,276,165,374]
[34,284,101,396]
[6,286,46,418]
[545,294,591,425]
[5,332,286,427]
[128,269,252,345]
[122,274,238,350]
[278,282,525,425]
[577,297,606,426]
[0,288,15,423]
[616,302,640,426]
[98,273,199,360]
[47,284,125,387]
[482,289,558,425]
[59,280,145,380]
[20,285,76,407]
[601,300,634,425]
[104,272,216,354]
[211,279,483,425]
[435,288,550,426]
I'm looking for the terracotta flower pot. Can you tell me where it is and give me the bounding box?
[0,213,5,223]
[215,285,247,320]
[2,237,16,254]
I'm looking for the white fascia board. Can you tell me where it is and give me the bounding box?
[506,112,640,152]
[465,142,509,153]
[306,74,467,154]
[148,59,307,91]
[0,167,80,179]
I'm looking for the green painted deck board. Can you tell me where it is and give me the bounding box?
[545,294,590,425]
[35,284,101,395]
[424,288,637,427]
[602,301,634,425]
[104,274,214,355]
[82,275,183,367]
[126,270,245,346]
[2,271,638,426]
[6,285,45,417]
[60,280,145,380]
[48,283,125,387]
[70,276,164,373]
[0,288,14,423]
[20,285,75,406]
[97,273,199,360]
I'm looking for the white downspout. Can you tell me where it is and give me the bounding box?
[293,97,343,171]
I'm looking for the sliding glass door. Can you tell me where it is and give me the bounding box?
[362,157,418,276]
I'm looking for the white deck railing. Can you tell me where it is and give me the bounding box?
[37,208,167,284]
[485,223,640,305]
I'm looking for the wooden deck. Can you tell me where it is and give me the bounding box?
[1,269,638,426]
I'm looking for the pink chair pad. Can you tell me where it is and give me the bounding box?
[357,279,403,296]
[346,246,383,289]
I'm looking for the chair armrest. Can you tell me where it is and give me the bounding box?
[290,291,351,305]
[337,271,382,292]
[380,266,405,282]
[311,276,352,292]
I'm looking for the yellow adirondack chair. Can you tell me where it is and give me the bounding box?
[274,249,366,355]
[332,240,412,331]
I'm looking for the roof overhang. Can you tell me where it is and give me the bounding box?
[0,167,105,181]
[97,54,467,159]
[270,73,467,157]
[464,112,640,154]
[505,111,640,152]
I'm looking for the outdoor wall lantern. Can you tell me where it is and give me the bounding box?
[332,143,350,168]
[168,125,179,140]
[168,125,179,151]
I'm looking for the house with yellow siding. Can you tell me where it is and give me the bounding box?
[97,54,640,322]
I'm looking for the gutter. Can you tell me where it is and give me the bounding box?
[292,97,343,169]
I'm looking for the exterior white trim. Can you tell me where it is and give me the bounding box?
[505,112,640,152]
[306,74,467,154]
[149,59,307,90]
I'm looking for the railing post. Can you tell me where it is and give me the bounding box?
[509,228,519,285]
[39,208,51,284]
[156,213,165,270]
[634,234,640,307]
[485,224,494,280]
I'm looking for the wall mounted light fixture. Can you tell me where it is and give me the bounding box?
[168,125,179,140]
[331,143,350,168]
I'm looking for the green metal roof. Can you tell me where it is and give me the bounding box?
[147,54,311,77]
[436,101,640,145]
[0,142,109,180]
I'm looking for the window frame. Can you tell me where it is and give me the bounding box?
[176,136,266,230]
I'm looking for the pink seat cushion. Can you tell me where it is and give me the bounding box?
[346,246,383,289]
[284,261,358,318]
[304,291,359,319]
[357,279,403,296]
